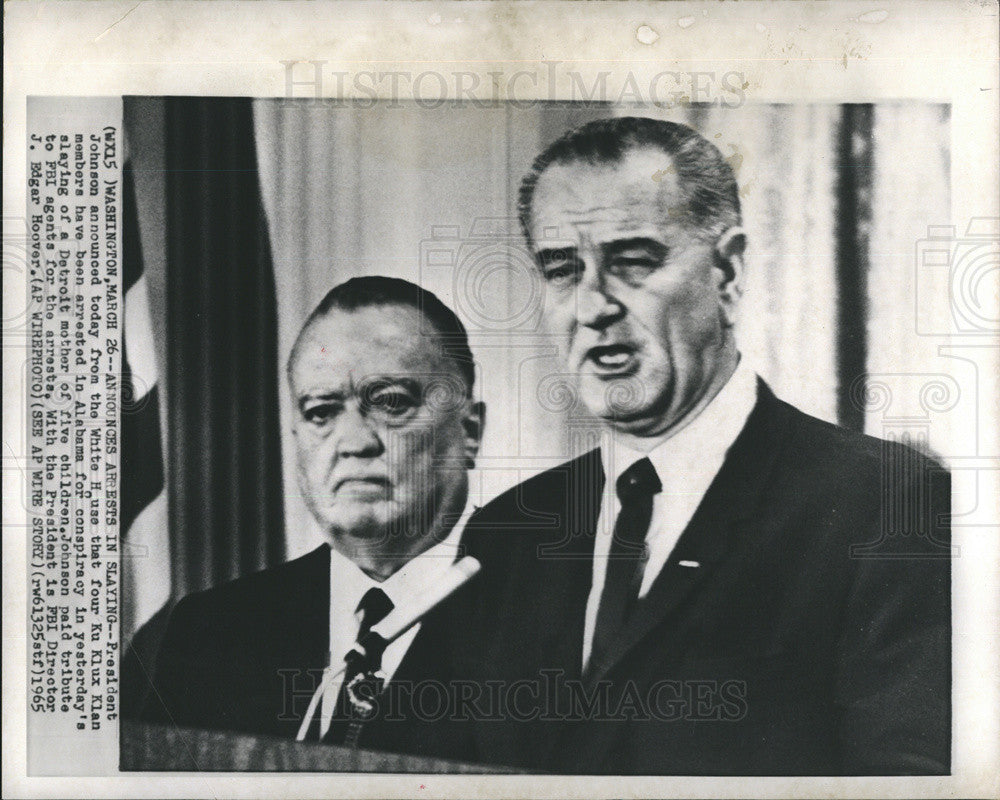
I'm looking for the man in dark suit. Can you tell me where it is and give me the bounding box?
[135,276,485,761]
[459,117,950,775]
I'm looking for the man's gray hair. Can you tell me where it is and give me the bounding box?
[288,276,476,397]
[517,116,741,247]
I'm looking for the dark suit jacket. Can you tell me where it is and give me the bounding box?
[459,380,951,775]
[135,544,479,763]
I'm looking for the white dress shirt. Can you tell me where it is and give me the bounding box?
[319,504,470,735]
[582,358,758,669]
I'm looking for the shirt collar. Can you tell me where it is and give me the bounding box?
[328,502,470,612]
[600,356,758,485]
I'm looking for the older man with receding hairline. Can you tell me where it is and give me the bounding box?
[135,276,486,761]
[460,117,950,776]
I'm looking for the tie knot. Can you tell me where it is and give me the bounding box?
[356,587,394,630]
[616,457,661,501]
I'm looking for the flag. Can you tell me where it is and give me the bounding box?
[120,159,171,644]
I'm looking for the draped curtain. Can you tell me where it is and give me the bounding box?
[611,103,843,424]
[254,100,949,560]
[253,101,616,557]
[124,98,952,587]
[123,96,286,609]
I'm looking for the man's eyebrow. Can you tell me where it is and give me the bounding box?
[602,237,668,258]
[297,390,344,411]
[297,378,425,408]
[534,246,579,264]
[359,376,423,393]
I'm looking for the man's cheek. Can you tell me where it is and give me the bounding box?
[297,447,318,476]
[295,451,314,487]
[541,302,571,333]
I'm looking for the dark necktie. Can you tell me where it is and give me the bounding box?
[587,457,661,677]
[323,586,394,745]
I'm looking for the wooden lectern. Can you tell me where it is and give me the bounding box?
[120,721,519,772]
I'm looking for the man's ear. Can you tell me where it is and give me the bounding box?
[461,400,486,469]
[713,226,747,328]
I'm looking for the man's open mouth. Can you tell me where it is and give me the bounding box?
[334,476,391,494]
[585,344,638,375]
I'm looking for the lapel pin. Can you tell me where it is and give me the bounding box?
[678,560,700,568]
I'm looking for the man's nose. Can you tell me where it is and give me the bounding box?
[331,404,383,458]
[575,267,623,329]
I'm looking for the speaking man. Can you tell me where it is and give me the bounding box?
[461,117,950,775]
[137,276,485,760]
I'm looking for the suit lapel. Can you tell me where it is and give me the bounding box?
[538,448,605,682]
[486,449,604,680]
[532,450,605,765]
[233,544,330,737]
[583,381,790,691]
[468,450,604,768]
[274,544,331,669]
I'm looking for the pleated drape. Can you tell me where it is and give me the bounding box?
[163,97,286,593]
[254,100,614,558]
[255,100,895,556]
[612,103,843,424]
[124,99,951,583]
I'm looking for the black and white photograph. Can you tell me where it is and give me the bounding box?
[115,98,956,776]
[4,2,998,798]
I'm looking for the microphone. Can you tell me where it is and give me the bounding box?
[295,555,481,742]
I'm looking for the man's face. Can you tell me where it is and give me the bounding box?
[528,146,743,438]
[289,305,481,558]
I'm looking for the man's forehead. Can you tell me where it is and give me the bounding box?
[302,306,424,345]
[290,306,451,385]
[530,148,684,237]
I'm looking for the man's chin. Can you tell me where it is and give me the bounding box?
[317,502,400,540]
[581,380,656,423]
[581,397,678,440]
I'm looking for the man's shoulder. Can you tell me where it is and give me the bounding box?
[466,383,948,522]
[763,385,947,478]
[135,546,330,726]
[468,450,599,525]
[756,385,951,556]
[165,545,329,635]
[461,452,604,573]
